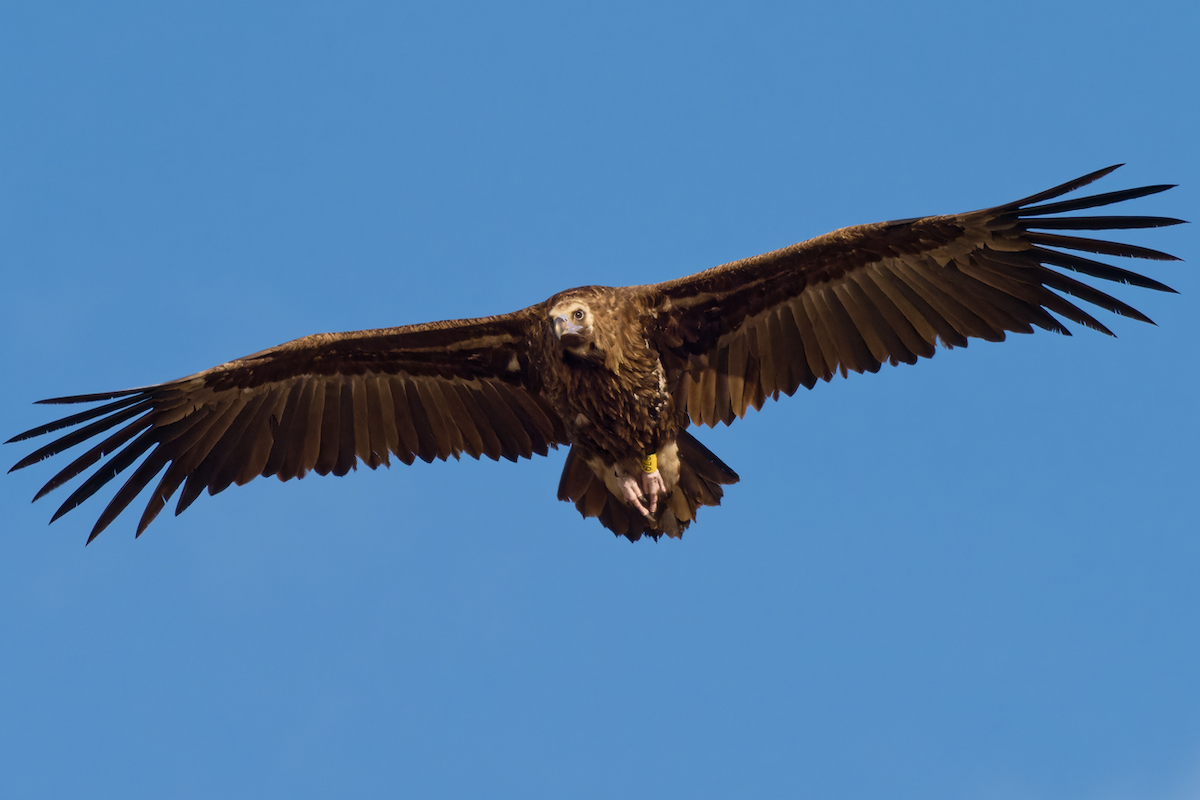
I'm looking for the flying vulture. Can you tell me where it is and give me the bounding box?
[7,165,1184,543]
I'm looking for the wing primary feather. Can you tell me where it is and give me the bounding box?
[1033,291,1113,335]
[137,460,188,536]
[1029,247,1179,293]
[174,470,209,518]
[88,447,173,542]
[965,258,1111,333]
[1038,271,1153,326]
[10,398,153,472]
[1015,184,1176,217]
[32,416,150,501]
[7,395,151,447]
[141,398,245,529]
[994,165,1123,211]
[1020,215,1185,231]
[49,429,156,525]
[1024,232,1180,262]
[33,388,145,405]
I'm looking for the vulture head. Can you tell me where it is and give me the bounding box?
[548,294,598,356]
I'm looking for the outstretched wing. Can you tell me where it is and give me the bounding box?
[8,310,567,542]
[647,165,1184,427]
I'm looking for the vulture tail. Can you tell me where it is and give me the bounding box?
[556,430,740,542]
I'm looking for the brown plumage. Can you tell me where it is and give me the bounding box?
[7,165,1185,543]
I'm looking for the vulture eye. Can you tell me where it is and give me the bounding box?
[573,309,584,321]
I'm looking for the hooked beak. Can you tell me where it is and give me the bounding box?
[553,314,583,339]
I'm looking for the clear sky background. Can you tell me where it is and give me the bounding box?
[2,2,1197,798]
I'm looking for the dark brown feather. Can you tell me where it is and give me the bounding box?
[385,377,420,465]
[263,380,308,478]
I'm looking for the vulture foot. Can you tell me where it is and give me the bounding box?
[615,464,666,518]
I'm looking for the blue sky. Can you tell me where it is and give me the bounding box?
[2,2,1197,798]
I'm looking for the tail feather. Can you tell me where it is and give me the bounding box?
[556,430,739,542]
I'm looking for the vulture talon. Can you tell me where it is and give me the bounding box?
[615,466,653,518]
[642,469,666,516]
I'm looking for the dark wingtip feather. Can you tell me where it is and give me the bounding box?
[49,499,76,525]
[1022,215,1187,231]
[1017,184,1178,218]
[996,165,1124,212]
[1031,247,1179,294]
[1025,232,1180,263]
[7,394,149,445]
[35,388,145,405]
